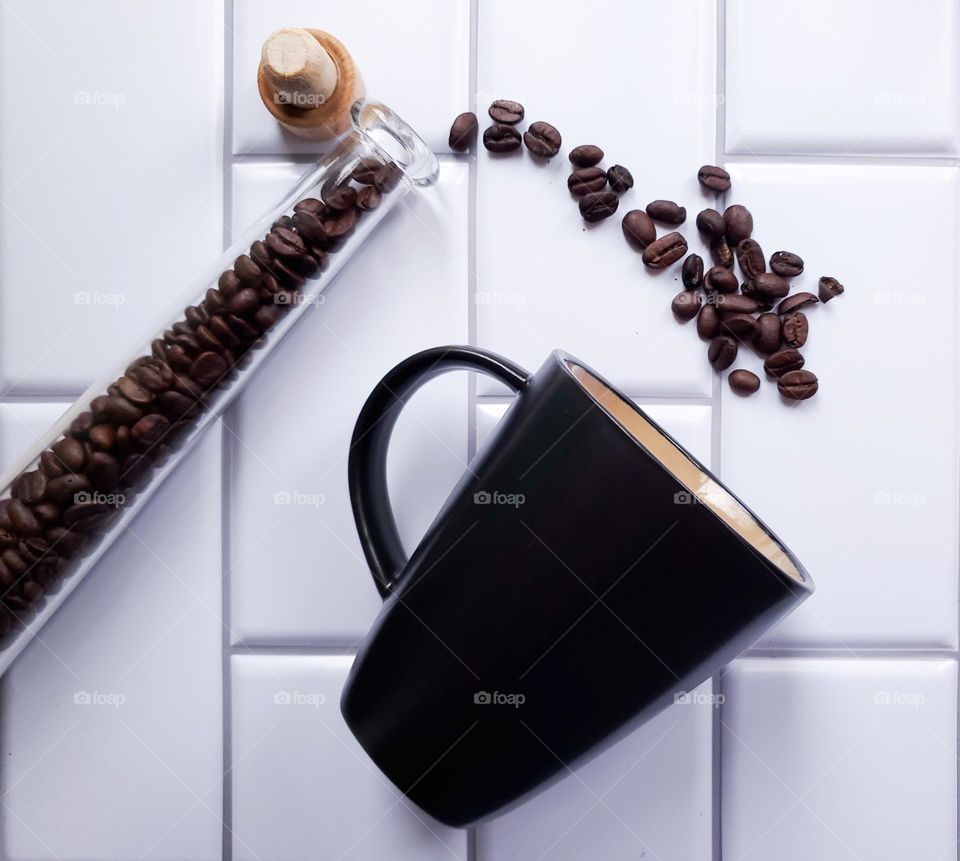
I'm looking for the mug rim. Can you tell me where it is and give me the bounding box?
[550,349,813,593]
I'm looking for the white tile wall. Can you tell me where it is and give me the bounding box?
[0,1,957,860]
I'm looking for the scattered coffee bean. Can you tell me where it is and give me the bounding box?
[606,165,634,193]
[449,112,478,151]
[751,272,790,300]
[754,313,783,354]
[778,292,819,315]
[818,276,845,302]
[711,237,734,269]
[569,145,604,168]
[672,290,702,320]
[696,208,725,239]
[483,124,522,153]
[646,200,686,225]
[642,232,688,269]
[568,167,607,196]
[723,204,753,245]
[736,238,766,279]
[580,191,619,223]
[622,210,657,250]
[778,369,818,400]
[708,336,738,371]
[716,294,759,315]
[698,165,731,192]
[524,121,562,158]
[721,313,758,341]
[697,303,720,339]
[770,251,804,278]
[782,312,809,348]
[705,266,738,294]
[729,369,760,395]
[764,348,805,377]
[488,99,524,124]
[682,254,704,290]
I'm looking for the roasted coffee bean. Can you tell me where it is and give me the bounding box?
[682,254,704,290]
[190,351,229,388]
[606,165,634,193]
[764,348,804,377]
[62,501,109,531]
[449,112,478,151]
[569,145,604,168]
[32,504,60,526]
[218,270,240,298]
[351,159,381,186]
[488,99,524,124]
[234,255,262,286]
[131,414,171,447]
[523,121,562,158]
[116,376,153,406]
[114,426,134,460]
[228,288,260,318]
[209,316,240,349]
[729,369,760,395]
[723,204,753,245]
[696,208,725,239]
[52,437,86,472]
[91,395,143,427]
[40,451,65,478]
[291,209,326,244]
[374,162,403,193]
[698,165,731,192]
[711,237,734,269]
[778,292,819,316]
[69,412,94,438]
[45,473,90,507]
[751,272,790,300]
[671,290,702,320]
[708,336,738,371]
[642,232,688,269]
[272,214,294,231]
[818,276,845,302]
[6,499,40,536]
[483,124,522,153]
[720,313,758,341]
[778,369,818,400]
[86,452,120,490]
[579,191,619,223]
[736,238,766,279]
[621,210,657,249]
[197,324,225,352]
[770,251,804,278]
[294,196,323,214]
[2,549,27,578]
[716,294,760,315]
[697,303,720,339]
[88,424,116,451]
[184,304,208,330]
[318,207,358,239]
[568,167,607,196]
[782,312,809,348]
[203,287,226,315]
[227,313,260,342]
[12,470,46,505]
[646,200,686,225]
[46,527,86,555]
[253,303,284,332]
[705,265,738,294]
[356,186,382,211]
[325,185,358,211]
[754,313,783,354]
[266,228,306,260]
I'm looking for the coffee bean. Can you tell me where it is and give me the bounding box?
[754,313,783,354]
[52,437,86,472]
[716,294,759,315]
[228,288,260,318]
[696,208,725,239]
[291,210,326,244]
[606,165,634,193]
[32,505,60,527]
[91,395,143,427]
[356,185,382,211]
[646,200,686,225]
[12,470,46,505]
[622,210,657,250]
[45,474,90,507]
[86,452,120,490]
[483,124,522,153]
[720,313,758,341]
[318,206,358,239]
[642,232,688,269]
[682,254,704,290]
[708,336,738,371]
[736,238,766,279]
[89,424,116,451]
[782,312,809,348]
[131,414,171,447]
[449,112,478,151]
[729,369,760,395]
[698,165,731,192]
[488,99,524,124]
[697,303,720,339]
[351,159,381,186]
[580,191,619,223]
[158,390,197,422]
[711,237,734,269]
[569,145,604,168]
[524,121,562,158]
[705,265,738,294]
[723,205,753,245]
[253,303,283,332]
[266,229,306,260]
[770,251,804,278]
[818,276,845,303]
[764,348,804,377]
[190,352,229,388]
[778,369,818,400]
[672,290,702,320]
[751,272,791,300]
[568,167,607,196]
[218,270,240,297]
[778,292,819,316]
[234,255,262,286]
[116,376,153,406]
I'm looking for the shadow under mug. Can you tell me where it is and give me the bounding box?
[342,346,813,827]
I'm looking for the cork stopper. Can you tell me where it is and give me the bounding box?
[258,28,365,140]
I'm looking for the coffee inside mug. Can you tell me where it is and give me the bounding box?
[568,360,802,581]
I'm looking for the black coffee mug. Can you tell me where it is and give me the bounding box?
[342,346,813,827]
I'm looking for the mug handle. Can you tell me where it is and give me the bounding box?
[348,345,530,599]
